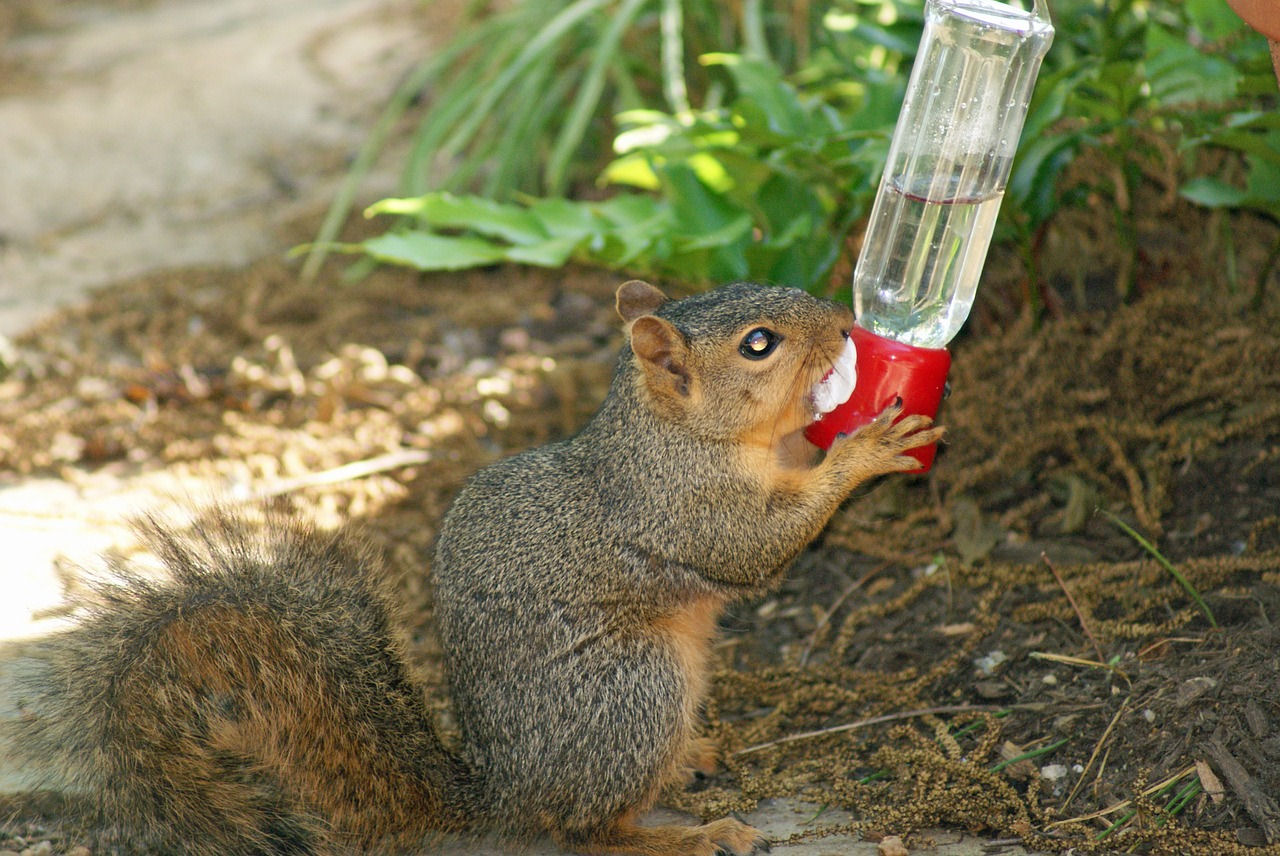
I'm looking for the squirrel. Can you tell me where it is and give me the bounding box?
[2,280,942,856]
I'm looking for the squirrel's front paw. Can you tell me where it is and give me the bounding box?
[837,399,945,475]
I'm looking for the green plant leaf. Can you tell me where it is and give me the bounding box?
[704,53,811,138]
[527,197,602,239]
[1144,26,1237,106]
[1179,177,1248,209]
[505,235,584,266]
[602,153,662,189]
[367,193,549,245]
[1008,131,1084,226]
[544,0,651,194]
[360,232,508,270]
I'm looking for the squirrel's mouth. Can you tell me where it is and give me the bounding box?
[810,335,858,421]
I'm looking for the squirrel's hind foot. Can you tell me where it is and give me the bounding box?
[559,814,768,856]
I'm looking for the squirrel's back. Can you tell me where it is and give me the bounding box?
[5,510,474,855]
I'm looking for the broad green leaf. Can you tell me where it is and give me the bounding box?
[661,162,745,238]
[843,20,920,55]
[1244,157,1280,216]
[361,232,507,270]
[1144,27,1237,105]
[1202,130,1280,167]
[687,152,735,192]
[594,193,666,228]
[1225,112,1280,132]
[367,193,548,245]
[1008,131,1084,226]
[1179,177,1248,209]
[505,236,583,267]
[1185,0,1249,40]
[526,198,601,239]
[601,153,662,190]
[675,214,753,251]
[704,53,811,138]
[1022,62,1093,143]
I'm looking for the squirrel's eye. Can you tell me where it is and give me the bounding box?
[739,327,780,360]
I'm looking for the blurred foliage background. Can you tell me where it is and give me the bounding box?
[304,0,1279,314]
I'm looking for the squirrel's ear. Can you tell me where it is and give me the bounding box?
[616,280,668,323]
[629,315,692,397]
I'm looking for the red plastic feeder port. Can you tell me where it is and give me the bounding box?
[805,325,951,472]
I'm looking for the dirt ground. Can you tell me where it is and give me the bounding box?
[2,1,1280,855]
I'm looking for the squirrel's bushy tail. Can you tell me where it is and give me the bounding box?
[4,510,474,855]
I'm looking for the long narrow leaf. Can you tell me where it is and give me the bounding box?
[659,0,691,115]
[438,0,615,164]
[545,0,652,195]
[360,231,508,271]
[301,22,493,280]
[482,49,564,197]
[1099,510,1218,628]
[400,33,517,196]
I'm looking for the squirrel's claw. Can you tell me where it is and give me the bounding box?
[725,813,772,854]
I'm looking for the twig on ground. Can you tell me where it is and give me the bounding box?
[247,449,432,500]
[1028,651,1130,684]
[1206,739,1280,843]
[1049,765,1196,828]
[734,704,1000,756]
[1042,551,1104,662]
[1061,698,1129,812]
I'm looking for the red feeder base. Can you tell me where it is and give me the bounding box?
[804,325,951,473]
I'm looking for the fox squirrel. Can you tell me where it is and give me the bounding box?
[2,280,942,856]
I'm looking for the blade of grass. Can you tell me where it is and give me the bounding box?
[400,29,518,196]
[660,0,691,115]
[990,736,1069,773]
[438,0,615,166]
[1156,779,1202,826]
[1098,509,1218,628]
[300,24,490,281]
[482,51,564,198]
[741,0,770,61]
[1096,772,1199,842]
[1049,764,1197,829]
[545,0,652,195]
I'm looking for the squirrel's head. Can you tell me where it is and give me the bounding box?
[616,280,854,455]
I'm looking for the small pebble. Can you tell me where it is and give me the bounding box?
[878,835,909,856]
[973,649,1007,675]
[1041,763,1069,781]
